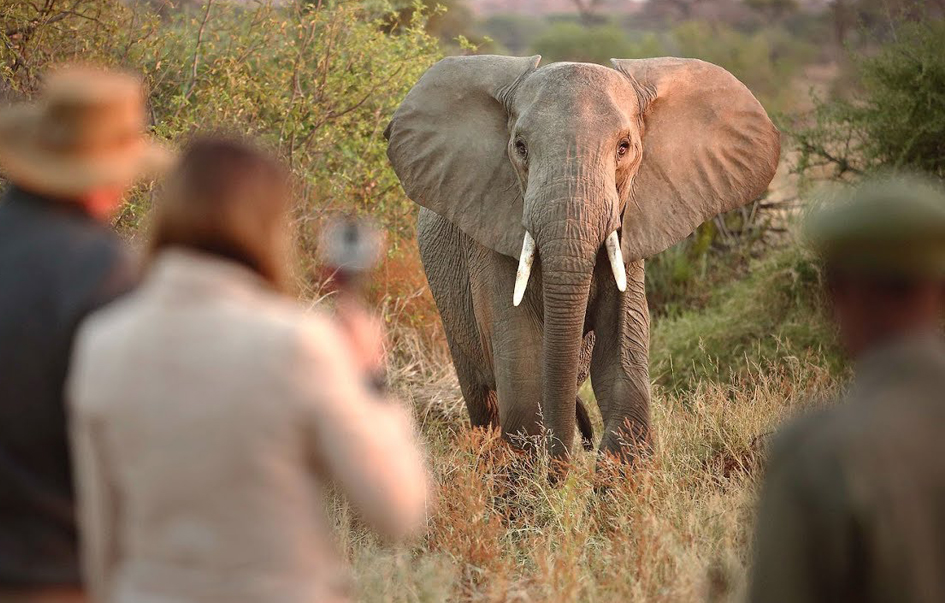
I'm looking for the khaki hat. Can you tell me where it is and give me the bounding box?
[805,174,945,278]
[0,66,174,198]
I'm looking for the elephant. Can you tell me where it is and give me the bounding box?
[384,55,780,462]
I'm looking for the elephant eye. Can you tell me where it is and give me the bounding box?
[514,140,528,160]
[617,139,631,159]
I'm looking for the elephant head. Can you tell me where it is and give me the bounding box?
[385,55,779,457]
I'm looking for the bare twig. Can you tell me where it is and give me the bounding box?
[1,32,33,80]
[300,63,406,151]
[280,19,317,164]
[4,10,69,38]
[798,141,864,176]
[179,0,214,109]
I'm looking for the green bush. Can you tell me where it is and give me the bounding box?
[481,14,549,55]
[376,0,495,53]
[530,21,664,65]
[651,244,844,393]
[1,0,145,95]
[791,18,945,182]
[645,220,745,318]
[141,2,439,243]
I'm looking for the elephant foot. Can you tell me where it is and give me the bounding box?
[598,418,654,467]
[592,445,654,492]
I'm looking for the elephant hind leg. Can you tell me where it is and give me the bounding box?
[576,396,595,451]
[591,260,652,463]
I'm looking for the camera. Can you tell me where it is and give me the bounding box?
[318,216,385,288]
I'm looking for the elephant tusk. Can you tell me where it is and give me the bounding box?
[513,231,536,307]
[606,231,627,293]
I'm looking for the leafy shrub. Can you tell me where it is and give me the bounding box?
[1,0,149,96]
[645,220,746,318]
[481,13,550,55]
[530,21,664,65]
[651,244,844,393]
[375,0,495,53]
[141,2,439,248]
[790,18,945,182]
[646,180,788,319]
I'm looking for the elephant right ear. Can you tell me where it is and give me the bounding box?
[385,55,540,259]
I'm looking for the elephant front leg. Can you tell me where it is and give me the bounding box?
[470,246,546,449]
[590,259,652,463]
[488,285,545,449]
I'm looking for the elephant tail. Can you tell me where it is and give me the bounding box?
[576,397,594,451]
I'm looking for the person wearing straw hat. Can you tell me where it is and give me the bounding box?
[0,66,172,603]
[749,174,945,603]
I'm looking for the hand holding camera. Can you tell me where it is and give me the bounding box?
[319,216,388,384]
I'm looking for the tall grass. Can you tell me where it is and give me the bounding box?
[327,299,841,602]
[652,245,845,393]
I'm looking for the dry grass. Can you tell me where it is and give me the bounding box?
[325,294,842,603]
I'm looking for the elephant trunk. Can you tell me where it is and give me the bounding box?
[526,173,620,461]
[539,234,595,460]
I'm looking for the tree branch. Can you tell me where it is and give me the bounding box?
[180,0,214,107]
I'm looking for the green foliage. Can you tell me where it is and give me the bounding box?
[743,0,798,20]
[0,0,152,95]
[791,18,945,182]
[645,220,743,317]
[141,2,440,242]
[377,0,494,53]
[646,183,783,319]
[481,14,549,55]
[856,20,945,177]
[1,0,442,253]
[529,21,664,65]
[651,244,844,393]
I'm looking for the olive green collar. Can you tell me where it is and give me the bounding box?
[852,330,945,395]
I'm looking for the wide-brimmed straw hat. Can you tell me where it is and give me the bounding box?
[0,66,173,198]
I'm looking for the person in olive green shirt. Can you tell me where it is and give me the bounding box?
[748,175,945,603]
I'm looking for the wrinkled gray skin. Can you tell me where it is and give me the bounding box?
[386,56,780,462]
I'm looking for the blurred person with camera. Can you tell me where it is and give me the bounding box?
[749,175,945,603]
[0,67,171,603]
[66,138,428,603]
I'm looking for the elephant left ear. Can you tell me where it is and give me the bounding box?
[611,58,781,261]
